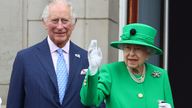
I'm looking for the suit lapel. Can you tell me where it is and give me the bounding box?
[65,42,82,93]
[34,39,58,91]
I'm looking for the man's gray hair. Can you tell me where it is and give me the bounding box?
[41,0,76,24]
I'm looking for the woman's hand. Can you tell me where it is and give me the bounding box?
[88,40,102,75]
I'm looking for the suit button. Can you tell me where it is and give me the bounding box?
[83,80,87,86]
[138,93,143,98]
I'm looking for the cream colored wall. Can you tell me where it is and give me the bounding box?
[0,0,23,105]
[0,0,119,105]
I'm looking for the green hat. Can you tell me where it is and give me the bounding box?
[110,23,162,55]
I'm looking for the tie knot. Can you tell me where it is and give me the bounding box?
[57,48,63,56]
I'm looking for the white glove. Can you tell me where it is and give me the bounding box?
[0,97,2,108]
[88,40,102,76]
[158,100,171,108]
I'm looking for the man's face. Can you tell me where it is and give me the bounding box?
[43,3,74,48]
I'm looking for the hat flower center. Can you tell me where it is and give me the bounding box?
[130,28,136,35]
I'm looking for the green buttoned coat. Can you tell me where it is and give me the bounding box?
[80,62,174,108]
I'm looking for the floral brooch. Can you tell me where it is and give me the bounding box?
[151,71,161,78]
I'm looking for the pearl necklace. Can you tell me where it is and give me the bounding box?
[127,65,146,83]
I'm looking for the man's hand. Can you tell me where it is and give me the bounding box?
[88,40,102,76]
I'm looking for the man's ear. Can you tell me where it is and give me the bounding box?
[72,18,77,30]
[71,24,75,30]
[42,19,48,30]
[71,18,77,30]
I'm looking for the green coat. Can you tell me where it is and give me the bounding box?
[80,62,174,108]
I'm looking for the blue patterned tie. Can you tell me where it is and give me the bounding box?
[56,48,68,104]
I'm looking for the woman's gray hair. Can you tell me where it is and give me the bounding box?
[118,44,154,55]
[41,0,77,24]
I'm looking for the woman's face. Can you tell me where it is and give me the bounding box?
[123,44,150,69]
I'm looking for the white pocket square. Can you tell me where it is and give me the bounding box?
[80,69,88,75]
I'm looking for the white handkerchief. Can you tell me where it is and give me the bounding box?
[80,69,88,75]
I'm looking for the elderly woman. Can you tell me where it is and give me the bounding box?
[80,23,174,108]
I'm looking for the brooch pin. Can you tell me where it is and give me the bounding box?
[151,71,161,78]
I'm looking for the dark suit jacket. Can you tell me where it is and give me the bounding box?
[7,38,101,108]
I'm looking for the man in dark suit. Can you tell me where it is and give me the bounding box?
[7,0,105,108]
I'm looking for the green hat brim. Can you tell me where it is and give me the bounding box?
[110,40,162,55]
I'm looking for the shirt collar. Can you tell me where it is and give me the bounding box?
[47,36,70,54]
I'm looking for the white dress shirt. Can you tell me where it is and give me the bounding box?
[47,36,70,73]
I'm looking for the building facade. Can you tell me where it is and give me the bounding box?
[0,0,119,105]
[0,0,166,106]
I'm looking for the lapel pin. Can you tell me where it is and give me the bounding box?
[151,71,161,78]
[75,54,80,58]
